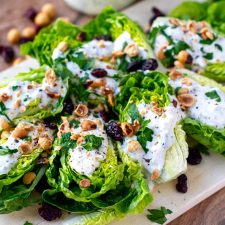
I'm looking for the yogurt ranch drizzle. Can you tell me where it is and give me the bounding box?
[52,31,149,102]
[122,100,185,180]
[0,121,54,175]
[57,107,108,177]
[169,69,225,129]
[152,17,225,69]
[0,68,67,122]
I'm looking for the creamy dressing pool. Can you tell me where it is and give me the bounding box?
[153,18,225,68]
[169,77,225,128]
[0,76,67,120]
[68,115,108,177]
[122,100,185,176]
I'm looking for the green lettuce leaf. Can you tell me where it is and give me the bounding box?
[204,62,225,82]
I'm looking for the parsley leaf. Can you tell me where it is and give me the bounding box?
[12,85,19,91]
[215,43,223,52]
[147,206,172,225]
[69,119,80,128]
[137,124,153,153]
[0,146,17,155]
[127,104,143,123]
[205,90,221,102]
[82,135,103,151]
[53,61,73,80]
[60,132,77,150]
[203,52,213,60]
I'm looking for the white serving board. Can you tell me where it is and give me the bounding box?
[1,0,225,224]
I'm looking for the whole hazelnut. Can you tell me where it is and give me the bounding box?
[41,3,56,19]
[21,26,36,39]
[7,28,21,44]
[34,12,50,27]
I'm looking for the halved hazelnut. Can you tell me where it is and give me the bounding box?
[169,18,180,26]
[157,46,166,60]
[151,169,160,181]
[23,172,36,185]
[0,118,10,130]
[11,123,31,139]
[1,130,11,139]
[174,60,184,69]
[169,69,183,81]
[121,122,134,137]
[107,93,115,107]
[38,135,53,151]
[45,69,57,86]
[0,93,11,102]
[77,136,84,145]
[112,50,124,58]
[79,179,91,188]
[178,88,189,95]
[124,43,139,57]
[88,79,106,88]
[57,41,68,52]
[177,50,189,64]
[45,88,61,98]
[14,99,21,109]
[74,104,88,117]
[19,142,33,155]
[132,120,141,133]
[182,77,192,86]
[187,21,198,33]
[128,140,141,152]
[70,133,81,140]
[177,94,196,108]
[81,120,97,131]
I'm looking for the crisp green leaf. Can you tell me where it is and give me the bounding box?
[147,206,172,225]
[205,90,221,102]
[137,127,153,153]
[82,135,104,151]
[12,86,19,91]
[60,132,77,150]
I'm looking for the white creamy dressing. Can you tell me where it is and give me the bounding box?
[169,77,225,128]
[0,122,54,175]
[122,100,185,176]
[0,77,67,120]
[153,19,225,68]
[69,115,108,177]
[52,48,64,60]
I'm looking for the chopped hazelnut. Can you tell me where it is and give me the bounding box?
[0,118,10,130]
[187,21,198,33]
[112,50,124,58]
[23,172,36,185]
[45,88,61,98]
[132,120,141,133]
[45,69,57,86]
[177,50,189,64]
[169,69,183,80]
[128,140,141,152]
[178,88,189,95]
[88,79,106,88]
[70,133,81,140]
[182,77,192,86]
[1,130,11,139]
[7,28,21,44]
[177,94,196,108]
[11,125,30,139]
[19,142,33,155]
[169,18,180,26]
[121,122,134,137]
[79,179,91,188]
[97,40,105,48]
[57,41,68,52]
[38,135,53,151]
[77,136,84,145]
[151,169,160,181]
[157,46,166,60]
[0,93,11,102]
[174,60,184,69]
[81,120,97,131]
[107,93,115,107]
[74,104,88,117]
[124,43,139,57]
[14,99,21,109]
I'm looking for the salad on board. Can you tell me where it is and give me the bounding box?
[0,2,225,225]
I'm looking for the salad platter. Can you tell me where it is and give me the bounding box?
[1,0,225,225]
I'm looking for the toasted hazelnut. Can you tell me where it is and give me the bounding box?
[97,40,105,48]
[81,120,97,131]
[0,118,10,130]
[74,104,88,117]
[178,88,189,95]
[19,142,33,155]
[169,69,183,81]
[38,136,53,151]
[121,122,134,137]
[14,99,21,109]
[21,106,27,112]
[41,3,56,19]
[11,126,29,139]
[79,179,91,188]
[187,21,198,33]
[77,136,84,145]
[174,60,184,69]
[21,26,36,39]
[151,169,160,181]
[157,46,166,60]
[182,77,192,86]
[177,50,189,64]
[57,41,68,52]
[107,93,115,107]
[169,18,180,26]
[70,133,81,140]
[128,140,142,152]
[205,31,214,40]
[7,28,21,44]
[1,130,11,139]
[124,43,139,57]
[133,120,141,133]
[45,88,61,98]
[177,94,196,108]
[37,157,49,165]
[152,104,165,116]
[112,50,124,58]
[15,90,22,97]
[13,57,26,65]
[23,172,36,185]
[45,69,57,86]
[88,79,106,89]
[34,12,50,27]
[0,93,11,102]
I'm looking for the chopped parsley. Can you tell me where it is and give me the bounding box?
[22,136,32,142]
[24,222,33,225]
[147,206,172,225]
[215,43,223,52]
[0,146,17,155]
[203,52,213,60]
[12,85,19,91]
[82,135,103,151]
[174,86,182,96]
[0,102,10,121]
[60,132,77,150]
[69,119,80,128]
[205,90,221,102]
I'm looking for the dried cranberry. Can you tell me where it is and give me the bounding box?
[186,54,193,64]
[99,110,109,122]
[106,121,123,141]
[142,58,158,71]
[95,35,112,41]
[63,99,74,114]
[0,45,4,54]
[24,7,37,21]
[176,174,188,193]
[187,148,202,165]
[38,203,62,221]
[127,60,144,72]
[2,46,15,63]
[44,119,57,130]
[77,32,87,41]
[19,37,33,44]
[91,68,107,78]
[149,7,166,25]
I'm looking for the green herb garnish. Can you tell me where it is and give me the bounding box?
[0,146,17,155]
[203,52,213,60]
[69,119,80,128]
[82,135,103,151]
[12,85,19,91]
[147,206,172,225]
[205,90,221,102]
[215,43,223,51]
[22,136,32,142]
[24,221,33,225]
[60,132,77,149]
